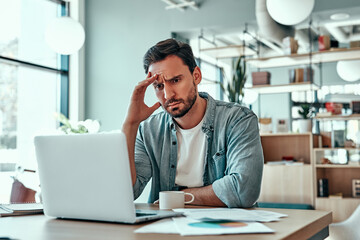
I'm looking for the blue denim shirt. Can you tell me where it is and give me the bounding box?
[133,92,264,208]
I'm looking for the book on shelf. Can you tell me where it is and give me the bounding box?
[0,202,43,217]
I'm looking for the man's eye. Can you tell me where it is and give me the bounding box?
[172,78,180,83]
[155,84,164,90]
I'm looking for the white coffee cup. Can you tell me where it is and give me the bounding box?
[154,191,195,210]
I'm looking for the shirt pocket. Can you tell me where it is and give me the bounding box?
[212,149,226,179]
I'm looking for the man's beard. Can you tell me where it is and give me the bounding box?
[164,87,197,118]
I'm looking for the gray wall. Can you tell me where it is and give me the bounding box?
[85,0,360,130]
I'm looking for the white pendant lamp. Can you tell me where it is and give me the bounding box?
[336,60,360,82]
[266,0,315,26]
[45,16,85,55]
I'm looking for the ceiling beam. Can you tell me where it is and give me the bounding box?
[162,0,198,11]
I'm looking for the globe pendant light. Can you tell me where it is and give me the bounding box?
[266,0,315,26]
[336,60,360,82]
[44,2,85,55]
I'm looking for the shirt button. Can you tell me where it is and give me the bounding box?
[216,152,220,156]
[171,164,175,168]
[172,141,176,145]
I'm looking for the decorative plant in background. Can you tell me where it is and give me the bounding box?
[220,55,247,104]
[298,104,314,119]
[54,113,100,134]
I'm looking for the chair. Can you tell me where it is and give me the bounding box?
[10,168,37,203]
[327,204,360,240]
[10,179,36,203]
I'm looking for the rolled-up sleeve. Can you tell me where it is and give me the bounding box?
[212,113,264,208]
[133,124,153,200]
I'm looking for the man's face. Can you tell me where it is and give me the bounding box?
[149,55,201,118]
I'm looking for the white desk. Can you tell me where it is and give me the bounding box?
[0,204,332,240]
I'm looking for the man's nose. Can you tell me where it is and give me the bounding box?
[164,83,175,100]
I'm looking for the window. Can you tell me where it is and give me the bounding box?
[0,0,69,203]
[197,60,223,100]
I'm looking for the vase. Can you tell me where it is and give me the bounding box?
[298,119,311,133]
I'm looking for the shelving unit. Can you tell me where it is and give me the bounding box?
[313,114,360,222]
[245,45,360,220]
[314,114,360,121]
[246,47,360,68]
[246,82,319,94]
[200,45,256,59]
[259,133,314,205]
[316,164,360,168]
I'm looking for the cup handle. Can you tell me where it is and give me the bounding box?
[184,193,195,204]
[153,199,159,204]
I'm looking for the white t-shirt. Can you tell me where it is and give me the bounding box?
[175,118,206,188]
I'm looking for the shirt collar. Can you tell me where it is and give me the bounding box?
[199,92,216,134]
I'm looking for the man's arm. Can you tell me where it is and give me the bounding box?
[183,185,226,207]
[183,112,263,208]
[122,73,160,185]
[211,113,264,208]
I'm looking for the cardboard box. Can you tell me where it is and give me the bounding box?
[352,101,360,114]
[295,68,304,82]
[283,36,298,54]
[289,68,313,83]
[318,35,330,51]
[350,41,360,48]
[252,72,271,85]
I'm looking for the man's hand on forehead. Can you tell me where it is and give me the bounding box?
[150,72,165,86]
[152,72,165,81]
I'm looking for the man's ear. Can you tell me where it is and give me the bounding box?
[193,66,202,85]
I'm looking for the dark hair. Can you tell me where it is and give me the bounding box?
[143,38,197,74]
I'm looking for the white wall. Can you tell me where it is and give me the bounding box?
[85,0,171,130]
[85,0,360,130]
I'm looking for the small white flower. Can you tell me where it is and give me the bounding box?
[82,119,101,133]
[54,112,101,134]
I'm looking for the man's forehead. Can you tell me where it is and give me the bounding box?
[151,71,180,81]
[148,55,188,79]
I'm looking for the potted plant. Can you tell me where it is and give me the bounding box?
[220,55,247,104]
[298,104,313,133]
[54,112,100,134]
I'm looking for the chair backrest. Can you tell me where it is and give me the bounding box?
[10,179,36,203]
[329,204,360,240]
[345,204,360,224]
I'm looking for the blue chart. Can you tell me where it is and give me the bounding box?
[188,221,248,229]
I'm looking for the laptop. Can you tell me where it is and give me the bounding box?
[34,132,181,224]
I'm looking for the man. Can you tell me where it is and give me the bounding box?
[122,38,263,208]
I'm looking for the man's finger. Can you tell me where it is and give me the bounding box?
[137,74,158,87]
[133,74,159,99]
[149,102,161,112]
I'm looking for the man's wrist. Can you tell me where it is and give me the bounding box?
[122,121,140,133]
